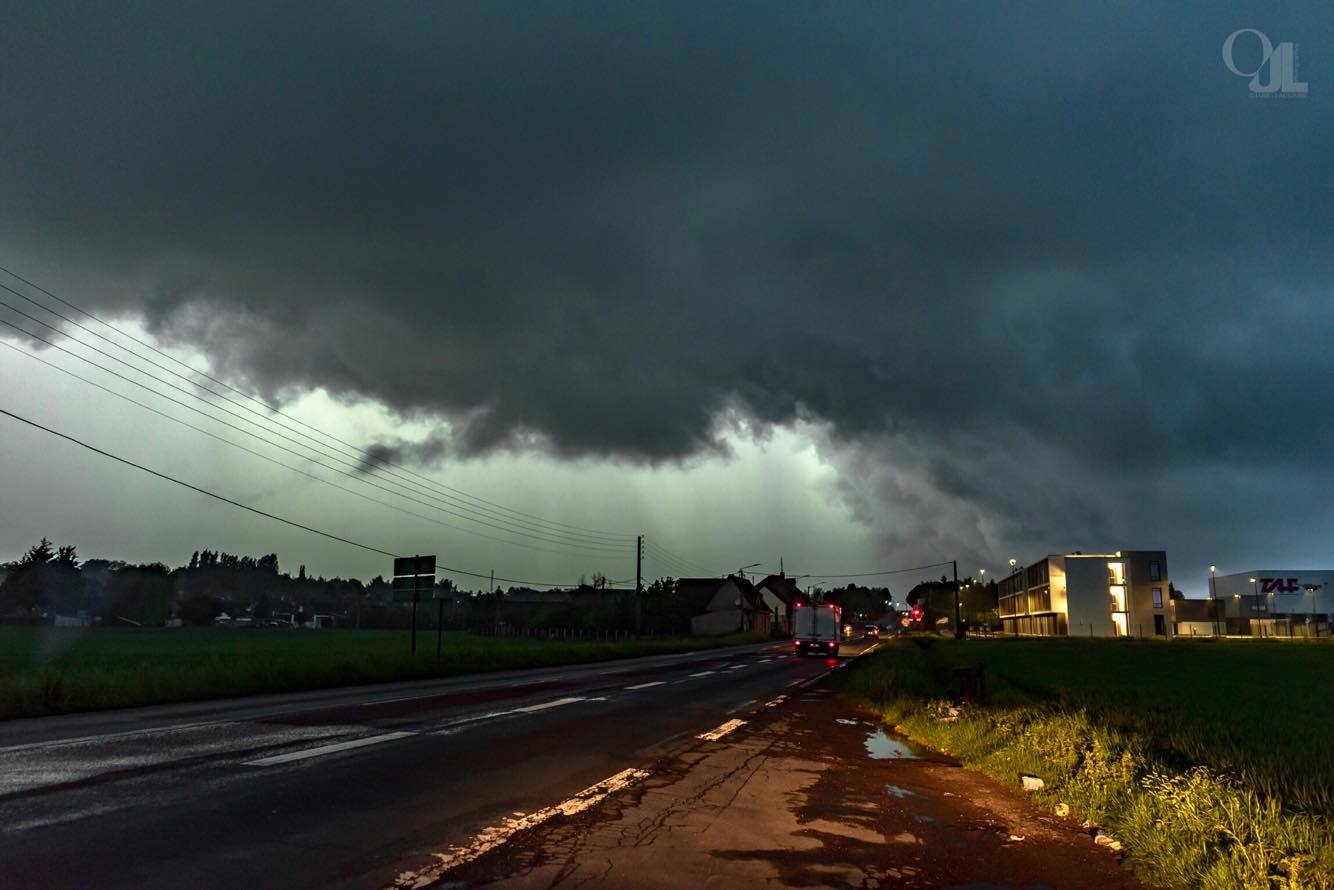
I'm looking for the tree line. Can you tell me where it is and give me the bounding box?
[0,538,715,633]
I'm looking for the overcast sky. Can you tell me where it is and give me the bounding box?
[1,3,1331,595]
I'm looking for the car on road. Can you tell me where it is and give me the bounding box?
[862,624,880,639]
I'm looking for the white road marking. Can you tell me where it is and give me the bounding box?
[388,767,650,889]
[786,678,806,687]
[726,664,747,671]
[623,681,665,690]
[696,719,747,741]
[243,731,417,767]
[727,699,756,713]
[763,695,787,708]
[511,696,584,714]
[689,671,716,678]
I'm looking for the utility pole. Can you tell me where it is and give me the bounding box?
[436,586,444,657]
[634,535,644,636]
[953,559,964,640]
[410,554,420,655]
[492,569,499,634]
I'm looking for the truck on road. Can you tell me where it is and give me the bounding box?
[792,602,841,657]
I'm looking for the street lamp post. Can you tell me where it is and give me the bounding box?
[1209,565,1219,637]
[1250,577,1260,637]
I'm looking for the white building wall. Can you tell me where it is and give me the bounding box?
[1064,557,1118,637]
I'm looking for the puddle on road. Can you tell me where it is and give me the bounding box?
[865,729,921,760]
[885,784,919,799]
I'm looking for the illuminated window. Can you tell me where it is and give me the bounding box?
[1152,587,1163,608]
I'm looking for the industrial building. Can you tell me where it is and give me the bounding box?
[1207,569,1332,637]
[998,550,1172,637]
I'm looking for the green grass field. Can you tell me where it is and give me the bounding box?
[0,626,763,721]
[838,637,1334,889]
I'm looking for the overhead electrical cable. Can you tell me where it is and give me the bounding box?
[0,317,625,557]
[0,339,629,562]
[0,405,593,589]
[796,560,955,580]
[0,265,635,543]
[1,294,628,549]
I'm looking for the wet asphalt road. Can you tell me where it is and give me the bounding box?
[439,681,1147,890]
[0,639,858,889]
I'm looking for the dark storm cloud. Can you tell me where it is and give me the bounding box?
[3,2,1332,567]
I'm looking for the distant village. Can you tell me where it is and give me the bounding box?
[4,538,1328,639]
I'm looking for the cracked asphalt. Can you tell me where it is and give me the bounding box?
[438,687,1146,889]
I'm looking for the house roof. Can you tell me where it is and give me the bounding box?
[677,578,728,614]
[755,573,802,605]
[677,575,762,613]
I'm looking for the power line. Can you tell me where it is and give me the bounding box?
[0,404,591,589]
[796,560,954,580]
[0,339,629,563]
[0,297,628,550]
[0,405,397,558]
[0,317,624,557]
[643,539,723,576]
[0,265,636,543]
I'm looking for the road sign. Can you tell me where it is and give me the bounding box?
[394,555,436,578]
[392,555,437,603]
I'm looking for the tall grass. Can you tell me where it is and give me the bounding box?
[0,627,762,720]
[837,637,1334,889]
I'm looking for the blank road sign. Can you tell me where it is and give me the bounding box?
[394,555,436,578]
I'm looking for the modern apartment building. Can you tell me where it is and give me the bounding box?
[998,550,1172,637]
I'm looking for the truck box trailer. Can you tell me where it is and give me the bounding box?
[792,602,841,657]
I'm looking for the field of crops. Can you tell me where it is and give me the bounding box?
[838,637,1333,889]
[0,626,762,720]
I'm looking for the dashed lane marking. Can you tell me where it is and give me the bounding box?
[388,767,650,889]
[623,681,665,690]
[763,695,787,708]
[243,731,417,767]
[511,696,585,714]
[727,699,757,713]
[696,718,747,741]
[688,671,716,678]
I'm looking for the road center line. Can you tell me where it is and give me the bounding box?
[388,767,650,889]
[243,731,417,767]
[511,696,585,714]
[624,681,665,690]
[697,718,747,741]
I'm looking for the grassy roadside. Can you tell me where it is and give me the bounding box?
[835,637,1333,889]
[0,627,765,720]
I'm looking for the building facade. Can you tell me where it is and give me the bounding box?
[999,550,1172,637]
[1208,570,1332,637]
